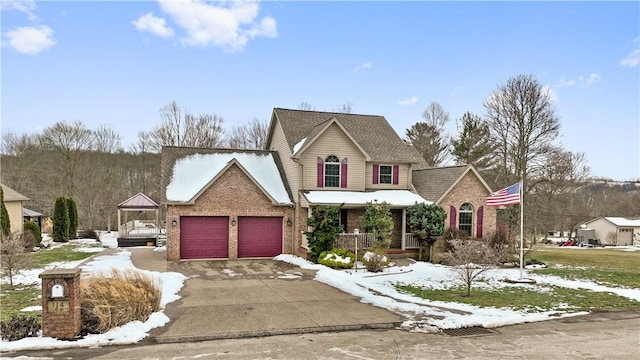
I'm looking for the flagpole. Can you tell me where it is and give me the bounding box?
[519,180,524,280]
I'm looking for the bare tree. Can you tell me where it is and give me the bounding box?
[1,232,34,289]
[137,101,225,152]
[41,120,93,196]
[227,118,269,150]
[93,124,122,153]
[298,102,315,111]
[483,74,561,191]
[444,239,508,296]
[405,101,451,167]
[332,102,354,113]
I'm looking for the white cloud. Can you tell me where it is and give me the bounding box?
[555,77,576,88]
[619,47,639,68]
[397,96,418,106]
[156,0,277,50]
[4,25,56,55]
[0,0,37,21]
[354,61,373,72]
[542,85,558,103]
[579,73,601,86]
[132,13,175,38]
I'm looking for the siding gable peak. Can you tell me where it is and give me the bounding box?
[292,117,370,160]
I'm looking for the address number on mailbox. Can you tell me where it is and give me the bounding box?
[47,300,70,312]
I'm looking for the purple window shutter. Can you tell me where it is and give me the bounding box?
[317,157,324,188]
[392,165,399,185]
[373,164,379,184]
[476,206,484,238]
[449,206,457,229]
[341,158,348,188]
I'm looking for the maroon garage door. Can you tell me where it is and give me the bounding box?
[237,217,283,258]
[180,216,229,259]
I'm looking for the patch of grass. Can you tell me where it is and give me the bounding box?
[532,268,640,288]
[532,247,639,272]
[396,284,640,312]
[0,284,41,323]
[30,245,96,268]
[529,247,640,288]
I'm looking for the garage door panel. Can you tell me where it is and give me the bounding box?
[238,217,282,258]
[180,216,229,259]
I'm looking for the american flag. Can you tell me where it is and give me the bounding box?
[487,182,521,207]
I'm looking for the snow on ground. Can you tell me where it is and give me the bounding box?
[276,253,640,331]
[1,234,638,351]
[0,232,187,352]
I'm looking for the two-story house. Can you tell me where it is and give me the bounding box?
[266,108,431,253]
[161,108,496,261]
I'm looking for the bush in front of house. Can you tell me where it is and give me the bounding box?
[78,229,98,240]
[318,248,356,269]
[362,249,389,272]
[80,268,162,334]
[23,221,42,248]
[0,314,40,341]
[304,204,344,263]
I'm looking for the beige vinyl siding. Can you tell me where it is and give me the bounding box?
[268,120,300,197]
[5,201,24,234]
[299,123,366,191]
[366,163,411,190]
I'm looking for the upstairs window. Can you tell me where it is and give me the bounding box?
[373,164,399,185]
[379,165,392,184]
[324,155,340,188]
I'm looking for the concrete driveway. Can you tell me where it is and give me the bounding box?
[129,249,404,343]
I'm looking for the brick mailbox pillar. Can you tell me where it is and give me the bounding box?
[39,268,82,339]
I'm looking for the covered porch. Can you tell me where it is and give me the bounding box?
[302,190,430,252]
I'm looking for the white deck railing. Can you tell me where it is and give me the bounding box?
[118,220,165,238]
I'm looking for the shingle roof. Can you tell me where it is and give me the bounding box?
[412,165,470,202]
[1,183,29,202]
[160,146,292,204]
[272,108,424,163]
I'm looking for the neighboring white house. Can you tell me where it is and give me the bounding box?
[582,217,640,246]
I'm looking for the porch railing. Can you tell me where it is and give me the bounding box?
[404,233,420,249]
[334,233,376,252]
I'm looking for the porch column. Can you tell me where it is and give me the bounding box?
[117,209,121,237]
[401,209,407,250]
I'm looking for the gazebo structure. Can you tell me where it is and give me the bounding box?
[116,193,163,247]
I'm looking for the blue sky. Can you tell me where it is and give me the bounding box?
[2,1,639,181]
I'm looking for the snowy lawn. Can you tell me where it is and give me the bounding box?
[0,232,187,352]
[275,250,640,332]
[1,234,638,352]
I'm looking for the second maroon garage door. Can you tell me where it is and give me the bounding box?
[237,217,283,258]
[180,216,229,259]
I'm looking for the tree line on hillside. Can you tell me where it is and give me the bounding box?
[1,74,638,235]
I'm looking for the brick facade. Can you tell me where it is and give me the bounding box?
[166,163,294,260]
[39,269,82,340]
[438,171,496,238]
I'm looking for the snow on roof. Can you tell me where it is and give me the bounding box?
[303,190,431,207]
[605,217,640,227]
[292,137,306,155]
[166,152,291,204]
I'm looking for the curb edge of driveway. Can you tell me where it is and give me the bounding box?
[147,322,404,344]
